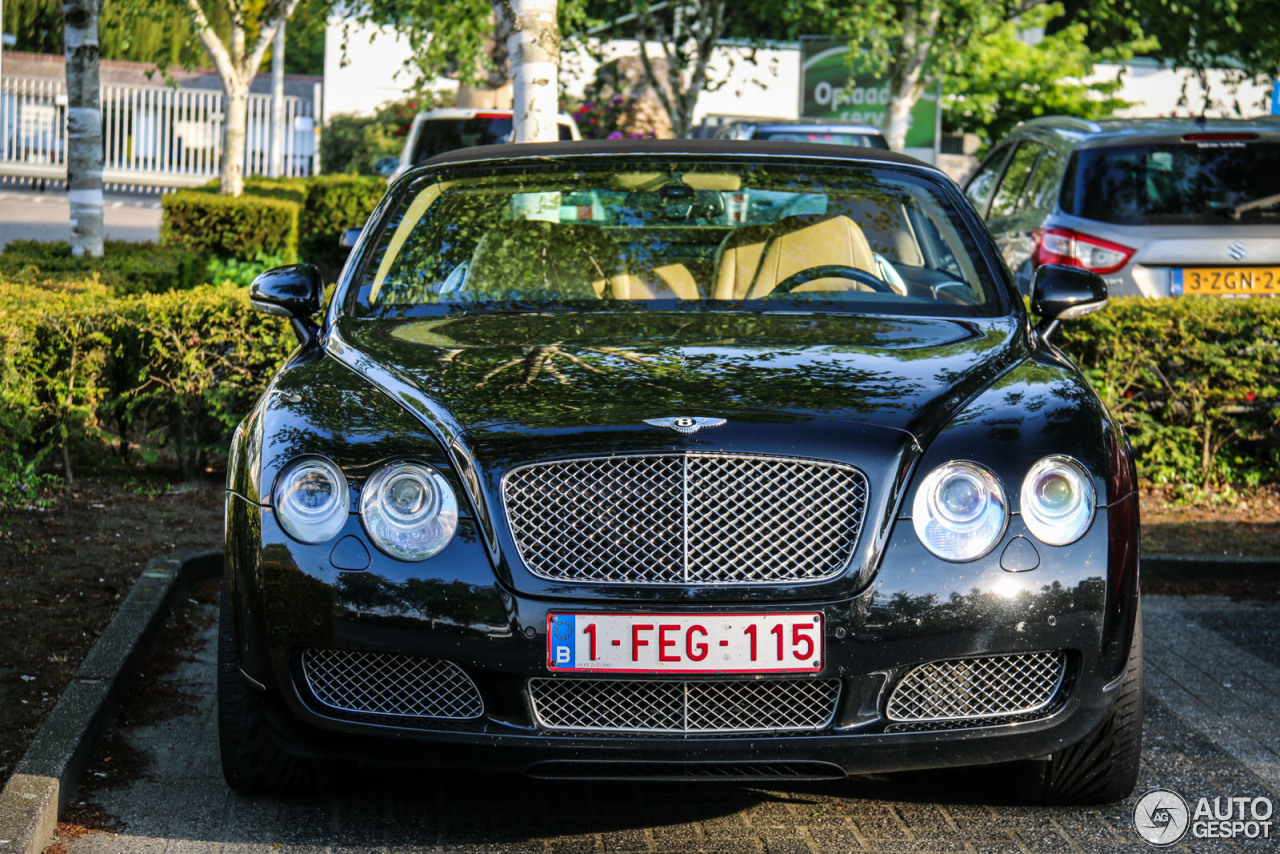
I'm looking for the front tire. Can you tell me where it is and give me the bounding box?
[1021,609,1143,804]
[217,583,352,795]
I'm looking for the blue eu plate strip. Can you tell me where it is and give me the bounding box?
[549,614,575,669]
[1170,268,1184,296]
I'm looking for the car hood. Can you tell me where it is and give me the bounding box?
[330,310,1024,451]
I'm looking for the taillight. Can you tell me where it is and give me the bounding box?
[1032,227,1135,275]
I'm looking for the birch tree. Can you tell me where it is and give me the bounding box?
[179,0,304,195]
[806,0,1050,150]
[64,0,104,257]
[509,0,561,142]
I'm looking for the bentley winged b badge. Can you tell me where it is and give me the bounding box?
[643,416,727,434]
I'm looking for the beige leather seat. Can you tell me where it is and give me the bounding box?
[608,263,701,300]
[713,214,887,300]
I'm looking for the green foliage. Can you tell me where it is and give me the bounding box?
[293,175,386,273]
[321,99,428,175]
[165,176,383,277]
[0,240,206,294]
[206,252,291,288]
[1059,297,1280,495]
[161,191,300,263]
[3,0,328,75]
[1109,0,1280,104]
[0,277,293,488]
[942,4,1154,147]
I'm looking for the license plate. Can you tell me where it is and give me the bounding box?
[547,612,823,673]
[1170,267,1280,296]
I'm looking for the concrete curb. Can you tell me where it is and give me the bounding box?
[0,550,221,854]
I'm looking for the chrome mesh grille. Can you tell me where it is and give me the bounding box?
[503,454,867,584]
[885,652,1067,723]
[302,649,483,719]
[528,678,841,733]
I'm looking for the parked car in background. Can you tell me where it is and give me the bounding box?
[966,116,1280,297]
[390,108,581,180]
[226,139,1141,805]
[718,120,889,150]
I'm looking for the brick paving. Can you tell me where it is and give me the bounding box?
[58,595,1280,854]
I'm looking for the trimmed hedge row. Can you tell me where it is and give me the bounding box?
[1060,296,1280,493]
[162,190,301,262]
[0,278,292,490]
[0,240,206,294]
[161,176,385,276]
[1,275,1276,504]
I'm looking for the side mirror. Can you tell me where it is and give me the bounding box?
[339,228,362,250]
[1031,264,1107,339]
[373,156,399,178]
[250,264,323,346]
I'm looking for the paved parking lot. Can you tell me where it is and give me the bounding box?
[57,594,1280,853]
[0,188,161,249]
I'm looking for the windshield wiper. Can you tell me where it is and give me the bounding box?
[1227,192,1280,220]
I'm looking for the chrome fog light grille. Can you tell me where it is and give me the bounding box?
[302,649,483,719]
[885,651,1067,723]
[528,678,841,733]
[503,453,868,584]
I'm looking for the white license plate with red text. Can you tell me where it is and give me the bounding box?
[546,613,824,674]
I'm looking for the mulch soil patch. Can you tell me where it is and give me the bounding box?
[0,478,223,791]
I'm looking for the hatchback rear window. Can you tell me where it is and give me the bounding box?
[754,130,889,149]
[410,117,575,164]
[1061,141,1280,225]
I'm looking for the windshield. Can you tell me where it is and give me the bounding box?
[346,159,1001,318]
[1061,141,1280,225]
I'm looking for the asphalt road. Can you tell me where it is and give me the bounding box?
[0,187,162,248]
[57,594,1280,853]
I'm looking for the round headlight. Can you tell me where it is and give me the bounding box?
[912,461,1007,561]
[360,462,458,561]
[1021,456,1095,546]
[273,457,350,544]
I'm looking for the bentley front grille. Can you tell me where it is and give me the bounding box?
[503,453,868,584]
[527,678,841,734]
[885,651,1068,723]
[301,649,484,720]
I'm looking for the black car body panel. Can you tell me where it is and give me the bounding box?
[224,140,1139,788]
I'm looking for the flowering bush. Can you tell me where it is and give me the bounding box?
[567,95,657,141]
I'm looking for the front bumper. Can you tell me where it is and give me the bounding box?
[225,491,1135,778]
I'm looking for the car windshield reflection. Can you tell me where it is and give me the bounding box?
[345,160,1001,319]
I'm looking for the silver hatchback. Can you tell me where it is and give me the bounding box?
[965,116,1280,297]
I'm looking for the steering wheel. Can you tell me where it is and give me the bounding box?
[768,265,896,295]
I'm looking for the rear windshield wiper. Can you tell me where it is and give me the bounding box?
[1227,192,1280,220]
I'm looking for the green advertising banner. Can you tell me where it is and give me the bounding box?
[799,37,939,151]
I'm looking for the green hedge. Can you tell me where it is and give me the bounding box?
[1059,296,1280,493]
[2,277,1277,505]
[0,278,292,495]
[161,190,300,262]
[162,176,384,276]
[0,240,206,294]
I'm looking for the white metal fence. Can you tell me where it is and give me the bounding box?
[0,76,322,188]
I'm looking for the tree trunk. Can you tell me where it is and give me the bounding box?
[221,83,248,195]
[508,0,561,143]
[63,0,104,258]
[881,2,939,152]
[269,21,285,178]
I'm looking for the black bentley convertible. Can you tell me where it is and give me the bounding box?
[223,139,1141,802]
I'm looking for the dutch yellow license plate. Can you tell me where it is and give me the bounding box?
[1171,267,1280,295]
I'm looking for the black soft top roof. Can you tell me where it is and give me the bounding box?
[421,137,933,171]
